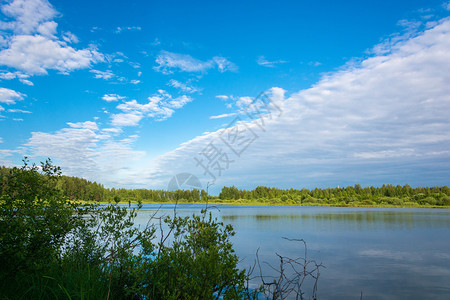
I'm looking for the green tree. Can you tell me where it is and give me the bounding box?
[0,158,80,279]
[0,158,248,299]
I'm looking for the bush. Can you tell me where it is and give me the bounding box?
[440,196,450,206]
[0,159,80,280]
[361,200,374,206]
[137,213,246,299]
[303,197,317,204]
[0,159,247,299]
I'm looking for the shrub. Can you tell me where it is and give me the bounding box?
[440,196,450,206]
[0,159,247,299]
[361,200,374,206]
[0,159,80,280]
[136,213,246,299]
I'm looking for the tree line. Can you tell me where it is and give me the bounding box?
[1,166,204,203]
[218,184,450,206]
[2,165,449,206]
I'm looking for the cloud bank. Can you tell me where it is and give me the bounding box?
[141,17,450,191]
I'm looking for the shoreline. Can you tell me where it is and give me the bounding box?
[78,199,450,209]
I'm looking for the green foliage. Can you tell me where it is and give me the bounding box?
[0,158,80,278]
[0,159,247,299]
[133,213,246,299]
[217,184,450,207]
[4,164,448,207]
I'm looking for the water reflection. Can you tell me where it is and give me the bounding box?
[221,209,450,231]
[133,205,450,300]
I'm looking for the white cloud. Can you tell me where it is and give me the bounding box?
[67,120,99,131]
[62,32,79,44]
[307,61,322,67]
[130,79,140,84]
[106,51,127,64]
[0,148,20,164]
[110,112,144,127]
[168,94,192,109]
[154,51,209,74]
[115,26,141,34]
[130,62,140,69]
[397,19,422,33]
[0,105,4,111]
[235,96,253,108]
[102,127,122,134]
[7,108,31,113]
[0,72,16,80]
[25,122,145,185]
[102,94,125,102]
[0,87,25,104]
[0,36,6,47]
[140,17,450,190]
[216,95,229,100]
[90,69,114,80]
[111,90,193,125]
[257,56,287,67]
[37,20,57,38]
[209,112,237,119]
[0,71,33,85]
[116,99,153,112]
[214,94,271,112]
[151,38,160,46]
[20,78,32,85]
[0,0,104,76]
[212,56,238,72]
[154,50,237,74]
[443,2,450,11]
[0,34,104,75]
[168,79,199,93]
[0,0,57,35]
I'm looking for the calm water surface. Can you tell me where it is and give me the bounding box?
[133,204,450,300]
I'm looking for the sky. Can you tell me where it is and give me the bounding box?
[1,0,450,194]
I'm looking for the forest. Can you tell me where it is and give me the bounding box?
[2,165,449,207]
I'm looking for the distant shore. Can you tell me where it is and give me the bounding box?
[78,199,450,209]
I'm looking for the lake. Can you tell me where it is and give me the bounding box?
[133,204,450,299]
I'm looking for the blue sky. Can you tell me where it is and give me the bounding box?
[1,0,450,194]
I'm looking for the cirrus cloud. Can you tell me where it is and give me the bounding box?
[154,50,237,74]
[257,56,288,67]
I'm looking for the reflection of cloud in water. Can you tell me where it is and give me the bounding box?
[131,205,450,299]
[221,209,450,231]
[434,252,450,260]
[359,249,423,261]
